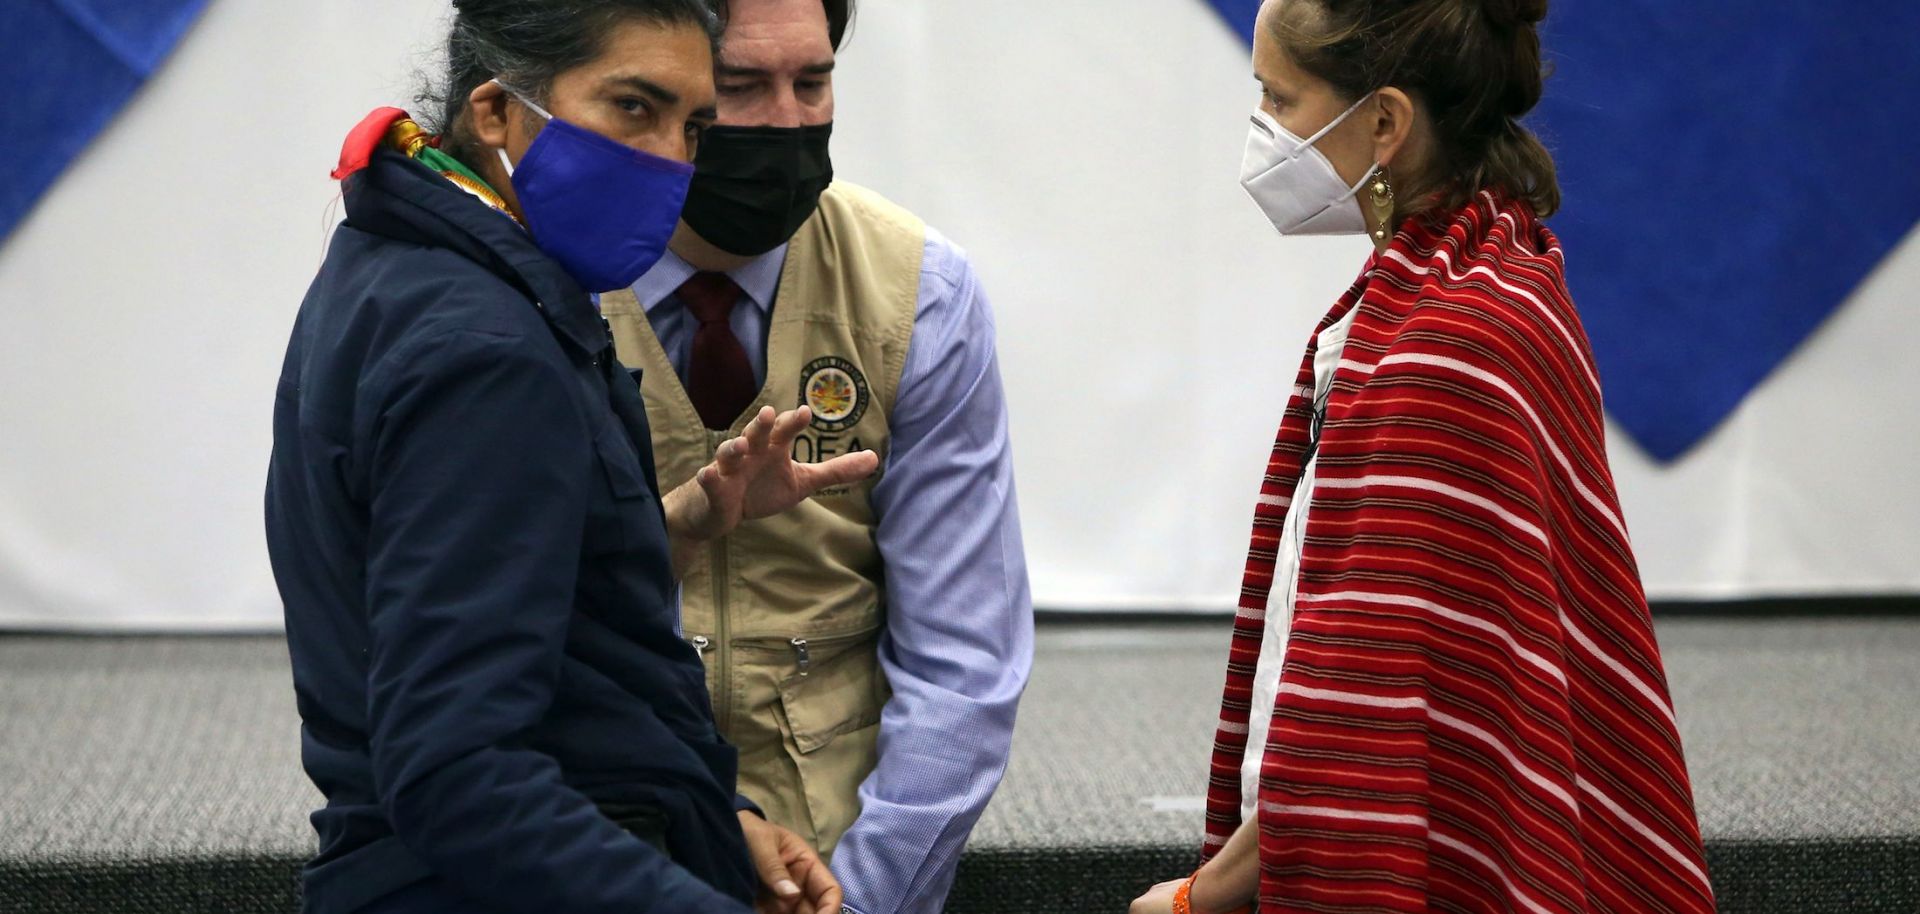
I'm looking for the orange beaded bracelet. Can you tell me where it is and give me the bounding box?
[1171,876,1196,914]
[1175,872,1254,914]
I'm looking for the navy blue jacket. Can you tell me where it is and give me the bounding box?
[266,147,756,913]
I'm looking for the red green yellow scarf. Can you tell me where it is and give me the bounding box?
[332,107,518,224]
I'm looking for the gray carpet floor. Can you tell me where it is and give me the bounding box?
[2,618,1917,901]
[978,617,1920,849]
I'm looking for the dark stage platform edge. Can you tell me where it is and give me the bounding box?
[3,617,1916,913]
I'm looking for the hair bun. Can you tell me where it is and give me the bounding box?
[1481,0,1548,29]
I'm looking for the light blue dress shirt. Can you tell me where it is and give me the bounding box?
[629,227,1035,914]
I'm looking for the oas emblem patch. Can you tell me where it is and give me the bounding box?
[800,356,869,432]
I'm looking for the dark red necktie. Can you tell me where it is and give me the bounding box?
[677,271,758,430]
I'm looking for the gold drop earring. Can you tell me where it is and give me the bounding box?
[1367,166,1396,250]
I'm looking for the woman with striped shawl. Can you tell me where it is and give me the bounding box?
[1131,1,1715,912]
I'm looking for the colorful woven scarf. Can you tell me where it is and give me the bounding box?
[1201,193,1716,913]
[332,107,518,224]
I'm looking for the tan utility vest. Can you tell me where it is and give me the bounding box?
[600,182,924,859]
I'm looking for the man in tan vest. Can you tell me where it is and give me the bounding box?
[597,2,1033,912]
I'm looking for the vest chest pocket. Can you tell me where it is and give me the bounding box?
[585,420,661,556]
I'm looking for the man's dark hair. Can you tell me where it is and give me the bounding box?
[712,0,856,51]
[423,0,722,159]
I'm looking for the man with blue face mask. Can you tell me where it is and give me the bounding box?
[597,2,1035,912]
[267,2,872,912]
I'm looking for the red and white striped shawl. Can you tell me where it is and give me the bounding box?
[1201,193,1715,913]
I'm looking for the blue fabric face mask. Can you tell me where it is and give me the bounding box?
[494,82,691,293]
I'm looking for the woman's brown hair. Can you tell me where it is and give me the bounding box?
[1274,0,1560,217]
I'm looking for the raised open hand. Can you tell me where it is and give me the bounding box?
[670,405,879,544]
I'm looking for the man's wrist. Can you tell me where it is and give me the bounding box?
[661,479,706,541]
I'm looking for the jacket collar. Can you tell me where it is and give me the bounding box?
[342,148,608,357]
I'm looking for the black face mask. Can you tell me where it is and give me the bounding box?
[680,123,834,257]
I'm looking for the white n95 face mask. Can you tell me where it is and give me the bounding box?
[1239,96,1378,236]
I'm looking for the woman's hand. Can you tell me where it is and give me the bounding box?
[1129,878,1184,914]
[738,810,843,914]
[664,405,879,573]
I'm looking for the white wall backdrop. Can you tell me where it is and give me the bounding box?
[1,0,1915,630]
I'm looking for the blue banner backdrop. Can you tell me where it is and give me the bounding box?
[1,0,211,245]
[1203,1,1920,462]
